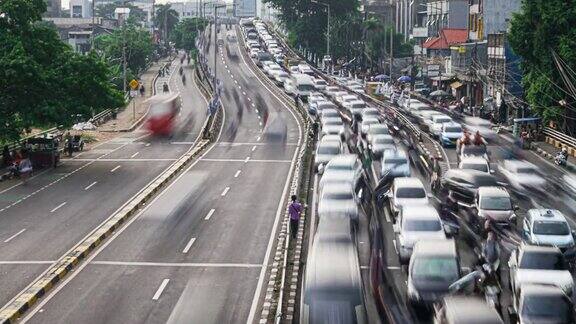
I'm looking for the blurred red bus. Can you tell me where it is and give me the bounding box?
[145,92,180,136]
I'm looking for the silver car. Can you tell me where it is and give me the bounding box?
[314,140,343,171]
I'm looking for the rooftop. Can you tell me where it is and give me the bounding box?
[423,28,468,50]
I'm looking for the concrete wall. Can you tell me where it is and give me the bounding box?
[483,0,521,36]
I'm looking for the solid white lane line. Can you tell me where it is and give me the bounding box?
[252,103,256,107]
[252,146,257,152]
[0,261,53,265]
[244,157,250,163]
[204,208,216,220]
[145,143,151,147]
[50,202,67,213]
[257,115,261,119]
[182,237,197,254]
[4,229,26,243]
[256,136,261,141]
[234,80,238,84]
[170,141,196,145]
[242,91,246,96]
[221,187,230,196]
[84,181,98,191]
[71,159,177,162]
[110,165,121,172]
[247,97,252,101]
[92,261,264,268]
[234,170,241,178]
[152,279,170,300]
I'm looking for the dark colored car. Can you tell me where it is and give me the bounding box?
[438,169,498,206]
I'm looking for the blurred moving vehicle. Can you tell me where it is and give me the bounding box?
[429,115,453,138]
[360,117,380,135]
[440,123,464,148]
[458,157,492,174]
[320,117,345,138]
[300,215,367,324]
[498,160,546,194]
[145,92,180,136]
[315,139,344,171]
[508,244,574,303]
[437,169,499,206]
[522,209,575,250]
[312,78,327,90]
[381,150,410,179]
[394,204,448,264]
[317,184,360,223]
[457,144,489,163]
[408,240,462,312]
[433,296,503,324]
[370,135,396,159]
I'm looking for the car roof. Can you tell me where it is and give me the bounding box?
[442,296,504,324]
[402,204,440,220]
[318,140,341,148]
[383,150,407,159]
[520,243,561,254]
[521,284,566,298]
[504,159,538,170]
[443,122,462,128]
[527,209,567,223]
[432,114,451,120]
[327,154,358,166]
[460,157,489,164]
[413,239,456,256]
[321,135,341,142]
[393,177,424,188]
[477,186,509,197]
[321,183,354,195]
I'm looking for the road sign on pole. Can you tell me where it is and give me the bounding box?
[129,79,140,90]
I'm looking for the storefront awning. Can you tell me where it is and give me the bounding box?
[450,81,464,89]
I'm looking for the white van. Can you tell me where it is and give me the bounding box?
[291,74,315,98]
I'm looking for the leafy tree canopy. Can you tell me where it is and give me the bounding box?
[509,0,576,132]
[171,18,209,52]
[0,0,124,141]
[154,4,179,42]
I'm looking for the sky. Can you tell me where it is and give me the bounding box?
[61,0,234,9]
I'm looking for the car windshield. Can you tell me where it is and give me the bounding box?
[434,117,452,124]
[516,167,538,175]
[363,110,378,116]
[396,187,426,199]
[521,294,571,321]
[480,196,511,210]
[351,103,366,108]
[385,157,407,165]
[315,80,327,85]
[324,119,342,126]
[405,219,441,231]
[474,175,497,187]
[413,257,459,283]
[298,84,315,91]
[462,145,487,156]
[374,137,394,144]
[370,127,389,135]
[444,126,462,133]
[519,251,564,270]
[461,163,488,173]
[324,191,354,200]
[323,112,339,117]
[330,164,353,171]
[318,145,340,155]
[533,221,571,235]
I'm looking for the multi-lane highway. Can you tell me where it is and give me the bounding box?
[15,25,303,323]
[0,59,208,312]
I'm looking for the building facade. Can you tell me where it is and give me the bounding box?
[234,0,256,17]
[170,1,201,19]
[44,0,62,18]
[69,0,92,18]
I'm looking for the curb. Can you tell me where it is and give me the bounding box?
[0,139,210,324]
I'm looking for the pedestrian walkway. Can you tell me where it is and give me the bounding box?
[99,58,175,132]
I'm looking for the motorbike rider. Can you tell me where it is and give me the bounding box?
[483,230,500,270]
[162,82,169,93]
[473,130,484,146]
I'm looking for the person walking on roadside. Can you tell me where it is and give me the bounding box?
[288,195,302,239]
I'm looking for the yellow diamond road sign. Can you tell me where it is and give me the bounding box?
[129,79,140,90]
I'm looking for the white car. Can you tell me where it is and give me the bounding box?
[289,66,300,74]
[513,284,574,324]
[265,64,283,77]
[509,244,574,304]
[394,204,447,264]
[338,94,359,106]
[402,98,422,110]
[387,177,429,216]
[474,186,517,225]
[361,107,380,120]
[360,117,380,134]
[315,139,343,171]
[321,117,345,138]
[429,114,453,138]
[318,154,363,190]
[249,48,260,58]
[366,124,389,144]
[317,183,359,223]
[459,156,492,174]
[523,209,575,250]
[324,85,340,98]
[298,64,314,75]
[370,134,396,159]
[499,160,546,194]
[344,100,366,115]
[319,108,340,120]
[272,70,289,85]
[312,78,327,90]
[316,101,338,115]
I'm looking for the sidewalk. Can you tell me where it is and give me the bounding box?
[531,141,576,172]
[98,58,173,132]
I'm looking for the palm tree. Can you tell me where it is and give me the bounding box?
[153,4,179,44]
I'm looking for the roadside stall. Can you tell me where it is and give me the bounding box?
[25,133,62,168]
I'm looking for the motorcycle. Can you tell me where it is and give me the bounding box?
[555,152,568,166]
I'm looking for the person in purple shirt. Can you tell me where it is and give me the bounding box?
[288,195,302,239]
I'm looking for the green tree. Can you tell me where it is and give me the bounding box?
[153,4,179,44]
[94,24,154,87]
[171,18,208,53]
[509,0,576,133]
[0,0,124,141]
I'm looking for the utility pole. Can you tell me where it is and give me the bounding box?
[164,7,168,45]
[390,24,394,80]
[122,26,127,94]
[91,0,96,49]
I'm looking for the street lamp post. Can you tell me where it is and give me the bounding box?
[311,0,330,68]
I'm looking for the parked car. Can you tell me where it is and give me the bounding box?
[360,117,380,134]
[381,150,410,179]
[320,117,345,138]
[366,124,390,144]
[434,296,503,324]
[314,139,343,171]
[394,204,448,264]
[522,209,575,251]
[318,154,364,191]
[370,135,396,159]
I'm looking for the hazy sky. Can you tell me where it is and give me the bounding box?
[61,0,233,9]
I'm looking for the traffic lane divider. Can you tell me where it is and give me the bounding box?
[0,139,210,324]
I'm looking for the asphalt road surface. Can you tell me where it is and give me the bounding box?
[21,26,302,324]
[0,58,207,310]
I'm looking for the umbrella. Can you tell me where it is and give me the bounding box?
[429,90,452,97]
[374,74,389,81]
[397,75,411,83]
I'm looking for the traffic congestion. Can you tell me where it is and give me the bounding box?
[240,17,576,324]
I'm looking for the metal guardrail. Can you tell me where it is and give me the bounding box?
[543,127,576,148]
[6,127,61,151]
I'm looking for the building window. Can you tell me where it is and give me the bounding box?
[72,5,83,18]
